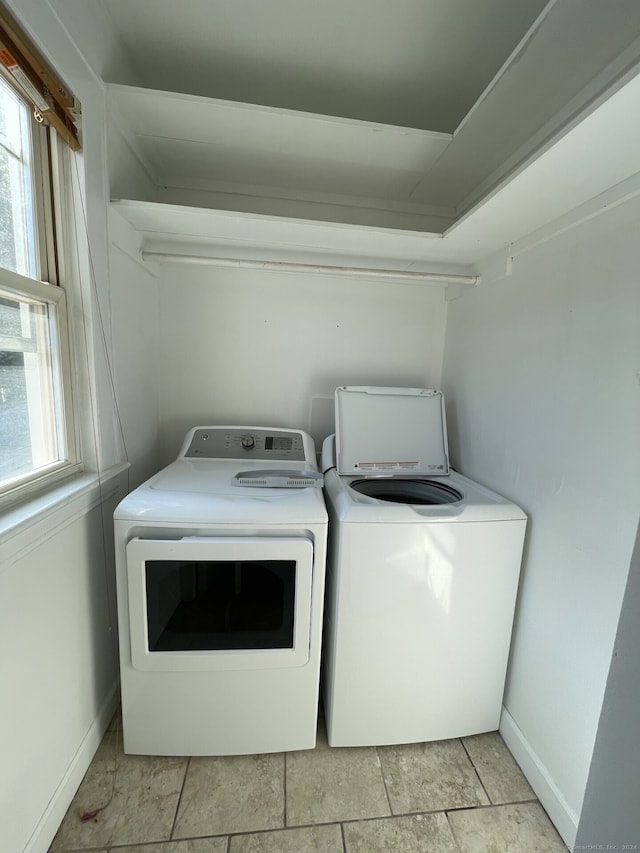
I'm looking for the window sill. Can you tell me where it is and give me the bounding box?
[0,463,130,571]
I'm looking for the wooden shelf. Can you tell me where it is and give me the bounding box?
[110,73,640,274]
[110,199,475,274]
[108,84,455,233]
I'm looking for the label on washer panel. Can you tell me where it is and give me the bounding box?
[184,428,306,461]
[357,460,420,472]
[356,461,446,472]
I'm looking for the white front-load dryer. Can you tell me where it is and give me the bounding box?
[321,387,526,747]
[114,426,327,756]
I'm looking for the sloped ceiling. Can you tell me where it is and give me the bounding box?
[48,0,640,258]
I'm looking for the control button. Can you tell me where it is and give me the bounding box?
[241,434,255,449]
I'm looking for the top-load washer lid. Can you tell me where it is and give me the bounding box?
[335,386,450,476]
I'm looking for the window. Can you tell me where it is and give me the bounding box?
[0,70,77,504]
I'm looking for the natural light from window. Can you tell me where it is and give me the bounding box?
[0,73,37,279]
[0,73,72,497]
[0,289,64,487]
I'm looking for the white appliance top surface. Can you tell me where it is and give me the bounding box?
[335,386,450,476]
[324,465,526,523]
[322,434,525,522]
[114,426,327,525]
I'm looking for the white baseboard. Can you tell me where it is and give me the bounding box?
[500,707,579,849]
[24,681,120,853]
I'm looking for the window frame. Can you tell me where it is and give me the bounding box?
[0,71,80,509]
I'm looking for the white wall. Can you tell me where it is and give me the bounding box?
[0,4,162,852]
[156,263,449,461]
[574,519,640,847]
[441,195,640,844]
[0,477,126,853]
[109,210,161,487]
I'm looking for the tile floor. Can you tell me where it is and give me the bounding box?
[50,707,568,852]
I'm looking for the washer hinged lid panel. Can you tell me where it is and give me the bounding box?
[335,386,450,476]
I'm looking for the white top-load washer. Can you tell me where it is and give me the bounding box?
[114,426,327,756]
[321,387,526,747]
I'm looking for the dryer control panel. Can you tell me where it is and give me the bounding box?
[182,427,307,461]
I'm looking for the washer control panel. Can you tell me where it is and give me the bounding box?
[183,427,307,461]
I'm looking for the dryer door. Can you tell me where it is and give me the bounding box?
[126,536,313,671]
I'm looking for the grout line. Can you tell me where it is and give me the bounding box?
[198,793,541,840]
[168,755,191,840]
[445,799,539,815]
[284,796,542,833]
[68,801,546,851]
[283,750,288,827]
[460,736,492,805]
[445,809,465,852]
[375,746,394,815]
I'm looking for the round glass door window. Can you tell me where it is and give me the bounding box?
[349,478,462,505]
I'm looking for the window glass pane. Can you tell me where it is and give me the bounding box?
[0,289,64,487]
[0,74,38,279]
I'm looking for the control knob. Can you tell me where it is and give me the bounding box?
[241,434,255,449]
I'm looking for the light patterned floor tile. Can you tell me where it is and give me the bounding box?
[172,753,285,838]
[343,812,460,853]
[448,802,567,852]
[229,823,343,852]
[48,713,568,853]
[462,732,534,804]
[111,840,227,852]
[286,729,390,826]
[378,739,490,814]
[50,730,188,851]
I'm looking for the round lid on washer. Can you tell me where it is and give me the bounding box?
[335,386,450,476]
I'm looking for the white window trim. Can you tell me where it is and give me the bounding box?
[0,266,81,509]
[0,463,129,573]
[0,68,82,509]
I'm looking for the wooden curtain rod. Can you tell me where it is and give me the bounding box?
[0,2,80,150]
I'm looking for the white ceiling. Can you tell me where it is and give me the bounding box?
[90,0,640,215]
[50,0,640,265]
[99,0,549,134]
[111,69,640,275]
